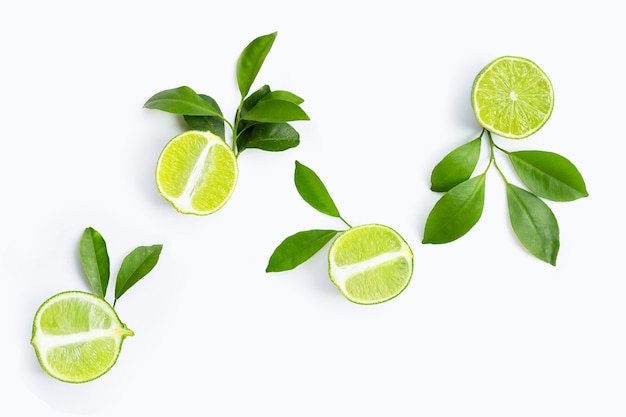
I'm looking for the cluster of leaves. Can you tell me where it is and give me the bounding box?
[266,161,351,272]
[422,129,588,265]
[79,227,163,307]
[143,32,309,156]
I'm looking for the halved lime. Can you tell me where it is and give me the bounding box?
[471,56,554,139]
[328,224,413,305]
[156,130,238,215]
[31,291,134,383]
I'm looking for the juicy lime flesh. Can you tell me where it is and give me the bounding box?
[329,224,413,305]
[31,291,133,383]
[156,130,238,215]
[472,56,554,139]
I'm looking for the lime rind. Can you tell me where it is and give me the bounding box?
[31,291,133,383]
[328,224,414,305]
[155,130,239,215]
[471,56,554,139]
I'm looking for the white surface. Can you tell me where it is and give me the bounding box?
[1,1,624,416]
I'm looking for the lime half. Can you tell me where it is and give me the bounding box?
[31,291,134,383]
[156,130,238,215]
[328,224,413,305]
[471,56,554,139]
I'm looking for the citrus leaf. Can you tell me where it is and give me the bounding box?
[236,85,272,150]
[115,244,163,301]
[237,122,299,152]
[236,32,277,97]
[509,150,588,202]
[506,184,560,265]
[240,85,271,118]
[423,174,486,244]
[79,227,110,298]
[241,99,309,123]
[266,229,339,272]
[144,86,221,116]
[294,161,341,217]
[183,94,225,139]
[258,90,304,105]
[430,137,481,192]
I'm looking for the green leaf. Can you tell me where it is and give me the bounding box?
[115,244,163,301]
[294,161,341,217]
[431,137,481,192]
[241,99,309,123]
[266,229,339,272]
[240,85,271,117]
[237,122,300,152]
[258,90,304,105]
[183,94,225,139]
[506,184,560,265]
[235,85,271,150]
[79,227,110,298]
[509,150,589,202]
[143,86,221,116]
[423,174,486,244]
[236,32,277,97]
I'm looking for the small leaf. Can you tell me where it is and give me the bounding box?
[509,150,589,202]
[240,85,271,118]
[235,85,272,150]
[236,32,277,97]
[266,229,339,272]
[237,122,300,152]
[423,174,486,244]
[431,137,481,192]
[183,94,225,139]
[506,184,560,265]
[241,99,309,123]
[258,90,304,105]
[115,244,163,301]
[144,86,221,116]
[294,161,340,217]
[79,227,110,298]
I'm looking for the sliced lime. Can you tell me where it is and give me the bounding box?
[328,224,413,305]
[31,291,133,383]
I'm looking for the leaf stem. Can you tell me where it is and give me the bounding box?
[486,130,509,184]
[231,99,245,157]
[339,216,352,228]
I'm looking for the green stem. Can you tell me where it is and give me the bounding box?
[232,99,245,157]
[339,216,352,228]
[486,130,509,184]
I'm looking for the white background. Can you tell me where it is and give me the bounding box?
[1,1,624,416]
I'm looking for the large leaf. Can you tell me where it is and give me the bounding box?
[183,94,225,139]
[237,122,299,152]
[115,244,163,301]
[236,32,277,97]
[430,137,481,192]
[144,86,221,116]
[294,161,340,218]
[79,227,110,298]
[506,184,560,265]
[423,174,486,244]
[266,229,339,272]
[241,99,309,123]
[509,150,588,202]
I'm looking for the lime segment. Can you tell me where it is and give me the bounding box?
[31,291,133,383]
[471,56,554,139]
[156,130,238,215]
[328,224,413,305]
